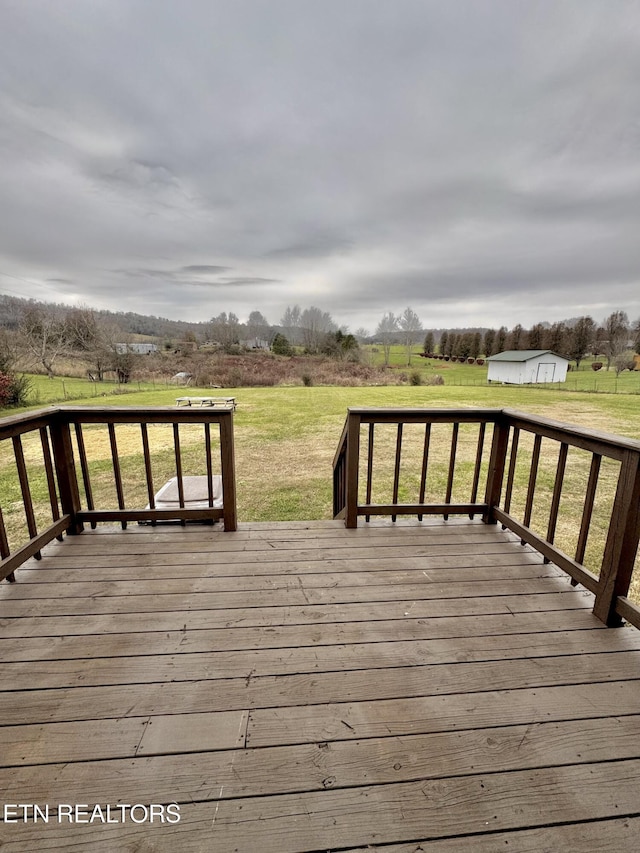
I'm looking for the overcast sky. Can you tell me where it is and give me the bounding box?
[1,0,639,333]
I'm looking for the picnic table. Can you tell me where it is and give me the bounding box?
[175,396,236,409]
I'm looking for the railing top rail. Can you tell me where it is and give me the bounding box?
[0,407,59,439]
[346,407,504,423]
[332,417,350,468]
[0,405,234,436]
[347,406,503,421]
[503,408,640,457]
[56,406,234,424]
[335,407,640,458]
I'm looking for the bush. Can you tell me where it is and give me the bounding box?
[301,374,313,387]
[476,358,485,366]
[0,371,32,408]
[591,362,603,371]
[410,371,422,386]
[271,333,293,356]
[425,374,445,386]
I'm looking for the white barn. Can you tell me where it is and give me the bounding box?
[487,350,569,385]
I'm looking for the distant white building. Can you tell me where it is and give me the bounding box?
[115,343,158,355]
[240,338,270,350]
[487,350,569,385]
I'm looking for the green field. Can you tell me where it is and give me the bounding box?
[366,345,640,394]
[2,368,639,603]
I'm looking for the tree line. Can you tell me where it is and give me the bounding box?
[2,294,639,394]
[427,312,640,372]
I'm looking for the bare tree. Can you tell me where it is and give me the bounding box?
[398,307,422,365]
[613,350,636,377]
[246,310,270,343]
[299,306,336,353]
[602,311,629,371]
[281,305,301,345]
[210,312,240,351]
[376,312,398,366]
[19,305,69,377]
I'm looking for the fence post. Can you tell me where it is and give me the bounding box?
[482,414,510,524]
[219,410,237,532]
[593,450,640,626]
[345,411,361,529]
[49,414,84,535]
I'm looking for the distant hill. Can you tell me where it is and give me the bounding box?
[0,294,207,340]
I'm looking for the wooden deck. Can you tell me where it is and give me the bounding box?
[1,519,640,851]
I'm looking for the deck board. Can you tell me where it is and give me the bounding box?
[1,518,639,851]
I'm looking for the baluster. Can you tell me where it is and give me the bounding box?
[469,422,486,518]
[502,427,520,529]
[40,427,63,540]
[140,423,156,526]
[12,435,40,559]
[418,423,431,522]
[573,454,601,584]
[391,423,403,522]
[522,433,542,543]
[0,506,15,582]
[444,422,459,521]
[205,422,215,524]
[544,442,568,563]
[108,423,126,530]
[173,423,186,526]
[365,423,374,522]
[74,423,96,529]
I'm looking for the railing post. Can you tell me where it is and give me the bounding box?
[345,411,361,529]
[593,450,640,626]
[482,415,510,525]
[49,415,84,535]
[219,411,237,532]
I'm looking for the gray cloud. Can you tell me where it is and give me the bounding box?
[1,0,639,332]
[180,265,231,274]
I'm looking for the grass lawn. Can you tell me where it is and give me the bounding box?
[2,373,639,604]
[365,344,640,394]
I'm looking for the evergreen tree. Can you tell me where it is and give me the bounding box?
[545,322,567,354]
[271,333,293,356]
[482,329,495,357]
[568,316,595,369]
[528,323,545,350]
[423,331,435,354]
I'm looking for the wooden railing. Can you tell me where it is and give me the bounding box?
[333,407,640,629]
[0,406,237,583]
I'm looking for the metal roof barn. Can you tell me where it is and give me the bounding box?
[487,350,569,384]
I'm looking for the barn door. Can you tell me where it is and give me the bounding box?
[536,362,556,382]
